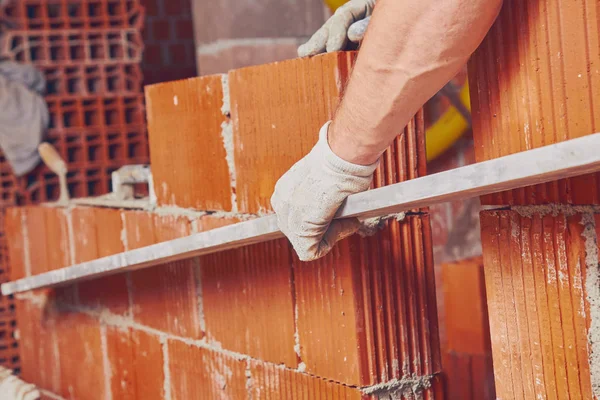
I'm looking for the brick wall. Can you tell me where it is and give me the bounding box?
[7,52,446,399]
[0,0,151,374]
[469,0,600,397]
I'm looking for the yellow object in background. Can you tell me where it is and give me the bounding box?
[324,0,347,12]
[425,82,471,162]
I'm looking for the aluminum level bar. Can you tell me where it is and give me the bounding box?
[4,133,600,295]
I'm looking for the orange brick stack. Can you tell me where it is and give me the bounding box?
[468,0,600,397]
[6,52,444,399]
[440,257,495,399]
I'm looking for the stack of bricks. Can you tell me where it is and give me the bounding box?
[0,0,149,204]
[0,0,150,372]
[5,52,445,399]
[468,0,600,398]
[440,257,495,399]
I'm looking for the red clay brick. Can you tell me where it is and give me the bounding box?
[469,0,600,205]
[229,52,426,213]
[55,311,106,399]
[15,298,62,393]
[94,208,125,257]
[77,208,129,315]
[106,327,165,399]
[201,239,297,367]
[229,52,358,213]
[440,257,495,399]
[295,216,442,389]
[441,257,490,355]
[167,340,247,400]
[122,210,156,250]
[443,352,495,400]
[130,214,201,338]
[5,208,26,280]
[24,206,49,276]
[146,75,232,211]
[44,207,70,271]
[480,210,593,399]
[249,360,363,399]
[44,207,77,304]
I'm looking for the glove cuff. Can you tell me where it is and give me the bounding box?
[318,121,379,177]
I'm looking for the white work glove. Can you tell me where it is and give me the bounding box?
[0,372,40,400]
[271,122,378,261]
[298,0,375,57]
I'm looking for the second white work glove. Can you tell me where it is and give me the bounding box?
[271,122,378,261]
[298,0,375,57]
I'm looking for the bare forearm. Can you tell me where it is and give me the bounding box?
[329,0,503,165]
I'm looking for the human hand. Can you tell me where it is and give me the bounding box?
[298,0,376,57]
[271,122,378,261]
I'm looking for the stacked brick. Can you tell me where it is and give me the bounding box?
[6,52,444,398]
[0,0,150,373]
[468,0,600,397]
[0,0,149,205]
[440,257,495,399]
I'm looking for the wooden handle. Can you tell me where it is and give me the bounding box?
[38,142,67,175]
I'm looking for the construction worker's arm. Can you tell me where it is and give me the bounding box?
[271,0,503,261]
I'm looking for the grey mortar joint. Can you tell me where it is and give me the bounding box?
[220,74,237,212]
[361,373,435,398]
[510,204,600,218]
[581,213,600,398]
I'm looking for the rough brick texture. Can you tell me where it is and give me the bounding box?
[128,213,202,339]
[76,208,129,315]
[146,75,232,211]
[55,312,106,399]
[167,340,248,399]
[295,216,441,390]
[0,0,154,376]
[249,360,364,400]
[201,239,297,367]
[5,208,27,280]
[469,0,600,205]
[5,48,444,400]
[15,298,62,394]
[229,52,427,214]
[480,210,594,399]
[229,52,355,213]
[106,327,165,399]
[469,1,600,397]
